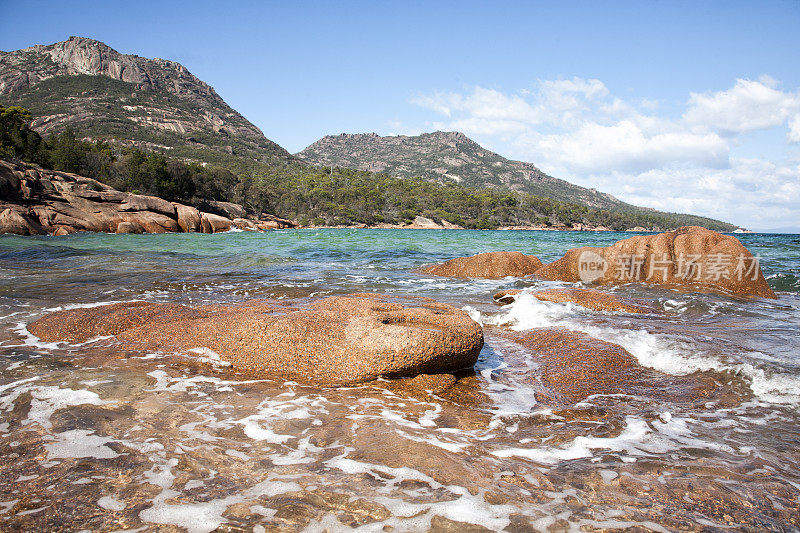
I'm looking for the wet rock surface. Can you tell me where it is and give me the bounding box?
[29,294,484,385]
[419,251,543,279]
[501,327,716,405]
[494,287,657,313]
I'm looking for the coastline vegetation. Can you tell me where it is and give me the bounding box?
[0,105,735,231]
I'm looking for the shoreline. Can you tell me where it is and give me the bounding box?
[299,221,645,232]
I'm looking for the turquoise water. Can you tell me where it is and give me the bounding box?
[2,228,797,304]
[1,229,799,531]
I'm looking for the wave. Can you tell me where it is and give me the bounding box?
[482,292,800,405]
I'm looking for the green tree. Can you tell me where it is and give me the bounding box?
[0,105,46,163]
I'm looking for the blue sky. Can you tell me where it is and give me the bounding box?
[2,1,799,230]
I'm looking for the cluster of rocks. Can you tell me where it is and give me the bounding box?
[24,225,777,403]
[420,226,775,299]
[411,226,776,402]
[0,158,295,236]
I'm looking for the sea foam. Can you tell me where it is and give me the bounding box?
[485,291,800,405]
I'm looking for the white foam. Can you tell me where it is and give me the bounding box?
[0,381,107,431]
[237,393,326,444]
[187,347,231,367]
[487,293,800,405]
[44,429,119,459]
[139,459,299,533]
[98,495,126,511]
[324,450,515,530]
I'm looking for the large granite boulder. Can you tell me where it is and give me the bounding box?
[200,199,248,220]
[200,212,233,233]
[173,203,202,232]
[419,251,543,279]
[0,207,45,235]
[535,226,776,298]
[27,294,484,385]
[118,193,177,218]
[121,211,181,233]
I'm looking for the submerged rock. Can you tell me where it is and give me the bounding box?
[505,328,715,405]
[28,294,484,385]
[419,251,543,279]
[494,287,655,314]
[514,328,642,403]
[534,226,776,299]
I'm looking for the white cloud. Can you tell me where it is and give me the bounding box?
[616,159,800,230]
[788,114,800,143]
[409,76,800,229]
[683,77,800,135]
[412,87,541,125]
[517,121,728,174]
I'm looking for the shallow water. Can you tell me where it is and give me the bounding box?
[1,229,798,531]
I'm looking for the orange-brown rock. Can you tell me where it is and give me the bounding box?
[119,193,176,218]
[515,328,641,403]
[257,220,280,230]
[391,373,459,395]
[0,207,43,235]
[258,213,298,229]
[233,218,258,231]
[174,203,202,232]
[200,212,233,233]
[121,212,180,233]
[507,328,712,404]
[115,221,141,234]
[1,158,290,236]
[535,226,776,298]
[28,294,484,385]
[52,225,76,236]
[419,251,543,279]
[493,289,522,304]
[493,288,655,314]
[28,301,205,344]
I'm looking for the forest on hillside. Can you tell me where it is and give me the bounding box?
[0,105,735,231]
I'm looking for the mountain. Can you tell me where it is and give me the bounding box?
[0,36,294,170]
[297,131,629,210]
[0,37,735,231]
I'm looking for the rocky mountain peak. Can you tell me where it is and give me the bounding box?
[297,130,630,210]
[1,36,216,100]
[0,36,294,166]
[430,131,468,141]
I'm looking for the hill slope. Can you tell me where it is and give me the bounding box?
[0,37,735,231]
[297,131,628,210]
[0,36,293,169]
